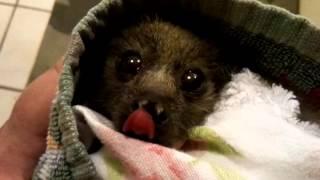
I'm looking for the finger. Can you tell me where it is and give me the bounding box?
[6,60,63,139]
[0,60,63,179]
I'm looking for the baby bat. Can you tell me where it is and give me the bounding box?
[74,18,232,148]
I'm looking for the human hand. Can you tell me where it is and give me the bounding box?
[0,60,62,180]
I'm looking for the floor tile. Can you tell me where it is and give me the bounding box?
[0,0,16,5]
[0,5,13,44]
[0,8,51,89]
[0,89,20,127]
[19,0,55,11]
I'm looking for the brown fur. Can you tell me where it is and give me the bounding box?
[76,19,231,147]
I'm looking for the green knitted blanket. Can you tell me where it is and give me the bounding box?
[33,0,320,179]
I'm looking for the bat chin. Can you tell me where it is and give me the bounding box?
[171,140,186,149]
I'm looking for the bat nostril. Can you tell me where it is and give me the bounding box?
[155,111,167,125]
[134,100,168,125]
[131,101,139,110]
[142,101,157,116]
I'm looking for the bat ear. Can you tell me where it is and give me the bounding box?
[209,63,233,92]
[207,40,258,92]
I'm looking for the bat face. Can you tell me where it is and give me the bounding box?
[81,19,229,147]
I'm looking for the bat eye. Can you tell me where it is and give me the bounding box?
[181,69,205,92]
[119,50,143,75]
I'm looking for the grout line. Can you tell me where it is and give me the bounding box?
[1,0,25,93]
[0,1,52,13]
[0,85,23,93]
[0,0,51,92]
[0,0,51,50]
[0,0,18,51]
[18,5,52,13]
[0,1,14,6]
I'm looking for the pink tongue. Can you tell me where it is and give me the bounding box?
[122,109,155,139]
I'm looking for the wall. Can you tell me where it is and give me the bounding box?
[300,0,320,27]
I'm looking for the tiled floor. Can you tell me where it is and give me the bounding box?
[0,0,15,4]
[0,89,20,126]
[0,0,54,126]
[19,0,55,11]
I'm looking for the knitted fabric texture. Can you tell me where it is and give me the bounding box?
[33,0,320,179]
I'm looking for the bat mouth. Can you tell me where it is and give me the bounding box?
[122,108,156,140]
[121,100,168,141]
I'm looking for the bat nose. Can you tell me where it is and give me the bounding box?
[132,100,167,125]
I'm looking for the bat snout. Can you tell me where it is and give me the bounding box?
[131,100,168,125]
